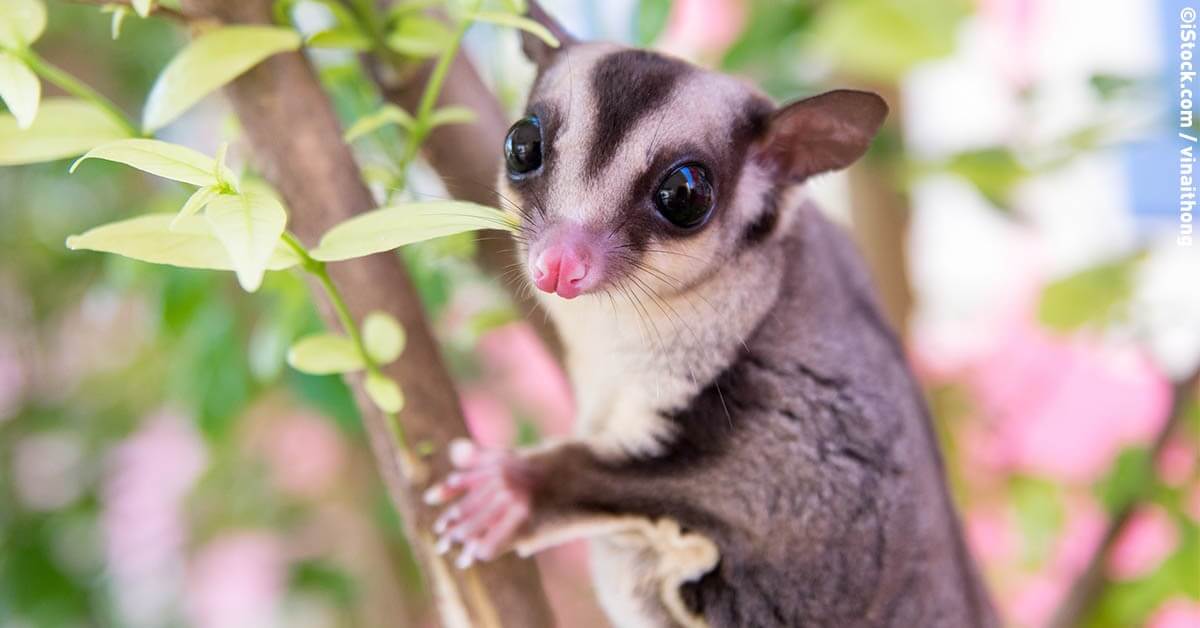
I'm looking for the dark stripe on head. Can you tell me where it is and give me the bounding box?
[586,50,690,176]
[611,99,773,250]
[743,183,781,245]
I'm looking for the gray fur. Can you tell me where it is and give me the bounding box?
[490,13,996,627]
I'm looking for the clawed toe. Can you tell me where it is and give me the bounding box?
[425,441,532,568]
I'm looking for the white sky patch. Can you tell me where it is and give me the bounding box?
[907,174,1040,370]
[902,18,1022,160]
[1014,152,1138,276]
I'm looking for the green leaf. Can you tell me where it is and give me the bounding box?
[306,27,372,51]
[343,104,415,143]
[1037,254,1141,331]
[204,188,289,292]
[1094,447,1153,514]
[102,4,129,40]
[362,311,405,365]
[0,98,132,165]
[143,25,302,133]
[0,0,47,49]
[0,51,39,129]
[811,0,967,82]
[633,0,671,46]
[365,372,404,413]
[66,213,299,271]
[501,0,528,14]
[468,10,559,48]
[385,16,452,57]
[131,0,153,18]
[360,163,397,187]
[287,333,364,374]
[937,148,1029,209]
[70,138,238,188]
[173,185,220,229]
[310,201,518,262]
[427,105,476,129]
[385,0,443,25]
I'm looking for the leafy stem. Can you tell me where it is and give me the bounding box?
[395,18,471,189]
[16,48,141,137]
[280,231,420,479]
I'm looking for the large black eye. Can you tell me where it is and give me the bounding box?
[655,164,714,229]
[504,115,543,176]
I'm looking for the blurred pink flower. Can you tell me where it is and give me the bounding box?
[1007,573,1063,628]
[1051,498,1106,577]
[1148,597,1200,628]
[966,312,1171,483]
[262,412,346,499]
[102,411,208,628]
[977,0,1037,86]
[536,542,609,628]
[11,431,85,511]
[0,340,25,421]
[187,532,286,628]
[461,387,515,448]
[1002,498,1104,627]
[657,0,747,61]
[966,507,1016,564]
[1157,438,1196,487]
[1107,506,1178,581]
[477,322,574,437]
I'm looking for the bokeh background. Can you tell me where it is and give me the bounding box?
[1,0,1198,627]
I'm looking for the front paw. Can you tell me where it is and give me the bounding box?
[423,438,532,568]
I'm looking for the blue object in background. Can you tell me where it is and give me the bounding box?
[1125,0,1197,229]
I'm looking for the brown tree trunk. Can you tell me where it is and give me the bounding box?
[846,84,914,334]
[179,2,554,626]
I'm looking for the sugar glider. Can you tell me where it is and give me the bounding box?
[424,3,997,626]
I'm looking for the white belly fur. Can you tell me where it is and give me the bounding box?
[532,244,781,627]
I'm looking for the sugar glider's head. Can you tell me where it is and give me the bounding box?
[500,3,888,302]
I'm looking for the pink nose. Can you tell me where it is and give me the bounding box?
[533,244,590,299]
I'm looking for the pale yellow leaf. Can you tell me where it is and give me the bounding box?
[131,0,153,18]
[0,98,132,165]
[143,26,301,133]
[310,201,517,262]
[362,311,405,365]
[343,104,415,143]
[204,188,288,292]
[0,51,39,129]
[172,185,220,229]
[468,10,559,47]
[65,213,299,272]
[427,105,476,130]
[0,0,47,49]
[385,16,451,57]
[306,27,372,51]
[365,372,404,413]
[286,333,364,375]
[71,139,237,187]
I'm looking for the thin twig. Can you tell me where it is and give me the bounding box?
[1048,364,1200,628]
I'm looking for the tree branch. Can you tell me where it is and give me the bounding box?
[178,1,554,626]
[1048,365,1200,628]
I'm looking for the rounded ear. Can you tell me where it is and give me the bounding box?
[523,1,577,68]
[756,90,888,183]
